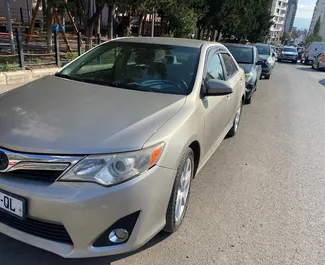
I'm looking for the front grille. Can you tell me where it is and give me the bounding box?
[0,211,73,244]
[1,170,64,183]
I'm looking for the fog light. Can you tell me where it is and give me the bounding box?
[108,228,129,243]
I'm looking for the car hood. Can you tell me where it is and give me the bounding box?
[238,63,253,73]
[258,55,270,61]
[0,76,186,154]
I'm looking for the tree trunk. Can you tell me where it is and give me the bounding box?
[85,22,94,51]
[138,14,144,36]
[216,28,221,41]
[46,7,53,53]
[66,7,78,33]
[107,4,115,39]
[141,14,146,36]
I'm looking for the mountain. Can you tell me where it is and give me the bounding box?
[294,17,312,30]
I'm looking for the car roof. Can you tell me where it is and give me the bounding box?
[111,37,222,48]
[223,43,254,49]
[253,43,270,47]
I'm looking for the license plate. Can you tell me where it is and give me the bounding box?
[0,189,26,219]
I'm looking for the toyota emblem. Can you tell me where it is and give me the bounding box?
[0,151,9,170]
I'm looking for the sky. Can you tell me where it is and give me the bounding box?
[294,0,317,29]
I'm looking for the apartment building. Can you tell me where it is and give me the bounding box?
[308,0,325,35]
[284,0,298,33]
[270,0,289,43]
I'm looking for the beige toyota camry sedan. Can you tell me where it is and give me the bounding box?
[0,37,245,258]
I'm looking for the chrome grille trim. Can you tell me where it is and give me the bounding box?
[0,147,84,173]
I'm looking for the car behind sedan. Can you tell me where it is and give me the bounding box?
[253,43,276,79]
[225,43,263,104]
[278,46,298,63]
[0,37,245,258]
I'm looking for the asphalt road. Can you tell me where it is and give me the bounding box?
[1,63,325,265]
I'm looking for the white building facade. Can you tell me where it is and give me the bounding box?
[270,0,289,43]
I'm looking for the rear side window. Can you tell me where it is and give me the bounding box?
[221,54,237,78]
[205,54,225,81]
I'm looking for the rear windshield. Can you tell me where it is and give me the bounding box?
[255,45,270,55]
[283,48,297,53]
[226,46,253,64]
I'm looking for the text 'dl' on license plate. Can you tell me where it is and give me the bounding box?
[0,189,26,219]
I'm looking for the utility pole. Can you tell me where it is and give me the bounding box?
[151,9,155,37]
[4,0,15,54]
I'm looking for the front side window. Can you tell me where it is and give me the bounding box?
[205,54,225,81]
[221,53,237,77]
[57,41,200,95]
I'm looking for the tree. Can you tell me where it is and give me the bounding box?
[305,34,322,45]
[314,16,321,35]
[281,31,291,44]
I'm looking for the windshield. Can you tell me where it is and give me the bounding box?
[57,41,200,95]
[283,47,297,53]
[226,46,253,64]
[255,45,270,55]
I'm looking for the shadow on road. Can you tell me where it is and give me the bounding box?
[0,232,170,265]
[296,66,315,72]
[319,79,325,86]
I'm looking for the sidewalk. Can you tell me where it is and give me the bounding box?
[0,68,60,89]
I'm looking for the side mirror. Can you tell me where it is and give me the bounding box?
[256,60,264,65]
[205,79,233,96]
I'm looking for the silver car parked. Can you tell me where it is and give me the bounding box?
[312,51,325,70]
[0,37,245,258]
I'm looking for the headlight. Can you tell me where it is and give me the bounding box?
[59,143,165,186]
[245,72,254,83]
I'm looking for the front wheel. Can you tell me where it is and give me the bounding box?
[292,60,297,64]
[163,148,194,233]
[227,101,243,137]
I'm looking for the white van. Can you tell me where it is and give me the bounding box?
[303,42,325,64]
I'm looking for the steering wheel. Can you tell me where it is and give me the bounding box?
[164,78,189,92]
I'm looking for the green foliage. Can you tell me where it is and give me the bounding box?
[281,31,291,44]
[305,34,323,45]
[314,16,321,35]
[168,8,198,38]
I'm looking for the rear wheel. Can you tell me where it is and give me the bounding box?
[292,60,297,64]
[164,148,194,233]
[264,74,271,79]
[227,101,243,137]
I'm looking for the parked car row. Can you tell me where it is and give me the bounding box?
[0,37,247,258]
[224,43,275,104]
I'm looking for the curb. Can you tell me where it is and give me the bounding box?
[0,68,60,86]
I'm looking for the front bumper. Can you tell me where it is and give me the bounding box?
[0,165,176,258]
[279,55,298,61]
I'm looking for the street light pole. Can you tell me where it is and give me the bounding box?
[4,0,15,54]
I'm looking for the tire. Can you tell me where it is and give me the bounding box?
[264,74,271,79]
[227,100,243,137]
[245,97,252,104]
[292,60,297,64]
[163,148,194,233]
[304,60,309,65]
